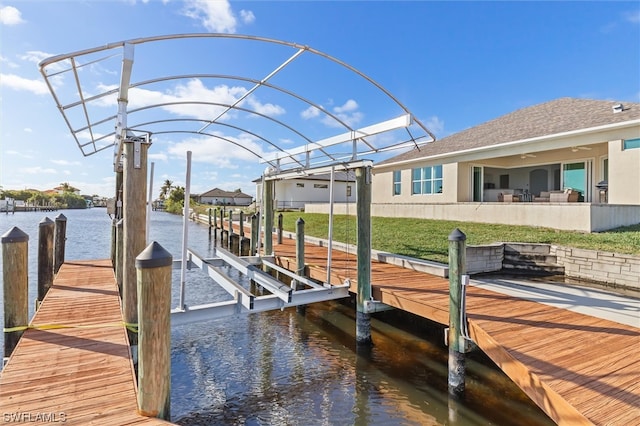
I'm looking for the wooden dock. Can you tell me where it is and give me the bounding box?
[0,259,172,425]
[273,235,640,426]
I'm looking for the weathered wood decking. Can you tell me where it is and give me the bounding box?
[273,236,640,426]
[0,260,172,425]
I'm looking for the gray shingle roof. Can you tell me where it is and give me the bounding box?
[378,97,640,166]
[200,188,252,198]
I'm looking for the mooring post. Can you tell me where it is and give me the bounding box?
[122,136,150,347]
[250,214,258,256]
[264,180,274,256]
[219,208,226,247]
[239,211,245,237]
[277,213,283,244]
[355,166,372,345]
[228,209,233,247]
[37,217,55,305]
[295,218,307,315]
[54,213,67,274]
[135,241,172,420]
[448,228,467,397]
[2,227,29,358]
[208,208,212,236]
[116,219,124,297]
[212,208,218,243]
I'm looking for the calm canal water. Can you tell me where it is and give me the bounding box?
[0,208,555,425]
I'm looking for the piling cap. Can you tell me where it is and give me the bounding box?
[1,226,29,243]
[448,228,467,241]
[135,241,173,269]
[296,218,305,225]
[55,213,67,222]
[39,217,54,226]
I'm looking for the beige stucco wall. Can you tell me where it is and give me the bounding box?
[372,163,459,204]
[607,139,640,204]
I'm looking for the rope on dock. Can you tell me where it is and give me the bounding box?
[4,322,138,333]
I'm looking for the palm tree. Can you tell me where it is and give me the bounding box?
[159,179,173,200]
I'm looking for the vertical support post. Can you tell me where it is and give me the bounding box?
[277,213,283,244]
[212,208,218,243]
[227,210,233,247]
[208,208,212,236]
[250,214,258,256]
[115,168,124,220]
[179,151,192,312]
[37,217,55,304]
[264,179,274,255]
[116,219,124,297]
[111,218,118,268]
[295,218,306,315]
[136,241,172,420]
[239,211,245,237]
[146,162,155,243]
[123,137,150,346]
[2,227,29,358]
[54,213,67,274]
[355,166,372,345]
[448,228,467,397]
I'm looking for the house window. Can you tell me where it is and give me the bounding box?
[296,183,305,188]
[314,183,328,189]
[392,170,401,195]
[623,138,640,150]
[411,165,443,195]
[346,185,352,197]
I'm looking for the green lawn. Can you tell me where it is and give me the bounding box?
[279,213,640,264]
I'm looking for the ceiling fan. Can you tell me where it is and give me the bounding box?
[571,146,592,152]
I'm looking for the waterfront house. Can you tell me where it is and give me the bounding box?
[255,171,355,210]
[371,98,640,232]
[198,188,253,206]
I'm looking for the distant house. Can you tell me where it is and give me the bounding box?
[255,171,355,210]
[371,97,640,232]
[198,188,253,206]
[53,185,81,195]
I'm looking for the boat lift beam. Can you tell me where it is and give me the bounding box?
[170,248,350,327]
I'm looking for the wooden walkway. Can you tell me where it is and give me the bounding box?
[0,260,172,425]
[273,235,640,426]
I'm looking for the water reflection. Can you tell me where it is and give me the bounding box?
[0,209,555,425]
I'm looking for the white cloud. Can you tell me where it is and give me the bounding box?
[24,127,33,133]
[301,105,321,119]
[424,115,445,136]
[51,159,82,166]
[182,0,237,33]
[167,133,266,168]
[245,96,285,116]
[334,99,358,113]
[0,55,19,69]
[323,99,363,128]
[6,150,34,159]
[0,6,25,25]
[623,10,640,24]
[21,166,57,174]
[149,152,168,162]
[240,9,255,24]
[0,73,49,95]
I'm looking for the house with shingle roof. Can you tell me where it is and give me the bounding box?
[371,97,640,232]
[198,188,253,206]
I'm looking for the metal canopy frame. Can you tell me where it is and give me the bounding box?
[39,33,435,174]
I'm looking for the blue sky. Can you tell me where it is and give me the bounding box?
[1,1,639,198]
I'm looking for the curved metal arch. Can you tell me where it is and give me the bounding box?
[39,33,435,168]
[127,118,306,168]
[39,33,434,140]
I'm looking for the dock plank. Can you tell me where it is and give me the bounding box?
[272,235,640,426]
[0,259,172,425]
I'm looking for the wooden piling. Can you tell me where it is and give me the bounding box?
[37,217,55,304]
[277,213,283,244]
[250,214,258,256]
[355,166,372,345]
[2,227,29,358]
[230,233,240,256]
[208,208,212,236]
[295,218,306,315]
[448,228,467,396]
[54,213,67,274]
[135,241,172,420]
[239,211,245,237]
[122,137,149,346]
[227,210,233,247]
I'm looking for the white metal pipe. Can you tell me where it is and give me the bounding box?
[326,166,335,284]
[146,161,154,243]
[178,151,192,310]
[257,174,265,256]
